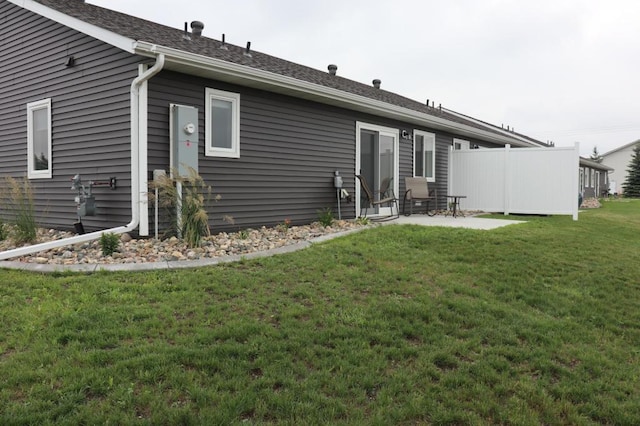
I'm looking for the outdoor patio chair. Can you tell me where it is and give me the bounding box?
[403,177,438,216]
[356,174,399,221]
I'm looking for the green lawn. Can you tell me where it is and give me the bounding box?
[1,200,639,425]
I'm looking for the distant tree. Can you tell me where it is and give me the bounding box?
[622,144,640,198]
[590,146,603,163]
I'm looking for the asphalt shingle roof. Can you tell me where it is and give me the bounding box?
[32,0,526,141]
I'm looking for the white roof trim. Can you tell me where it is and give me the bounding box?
[602,139,640,157]
[134,41,530,146]
[8,0,136,53]
[442,107,542,147]
[10,0,531,147]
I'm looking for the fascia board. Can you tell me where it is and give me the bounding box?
[602,139,640,157]
[134,42,528,147]
[8,0,135,53]
[442,107,541,147]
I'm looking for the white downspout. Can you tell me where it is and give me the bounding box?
[0,53,165,261]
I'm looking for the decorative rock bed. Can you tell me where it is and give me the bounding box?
[580,197,602,209]
[0,220,369,265]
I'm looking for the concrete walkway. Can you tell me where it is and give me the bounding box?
[0,215,524,273]
[387,214,525,230]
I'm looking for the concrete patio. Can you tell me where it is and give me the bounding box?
[384,214,525,230]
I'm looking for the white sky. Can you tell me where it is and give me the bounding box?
[90,0,640,157]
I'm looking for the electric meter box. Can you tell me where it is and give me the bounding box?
[170,104,199,177]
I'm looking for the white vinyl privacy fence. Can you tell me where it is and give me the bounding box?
[448,144,580,220]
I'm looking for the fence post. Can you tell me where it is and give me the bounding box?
[504,144,511,216]
[573,142,580,221]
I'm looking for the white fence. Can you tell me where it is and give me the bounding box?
[448,144,579,220]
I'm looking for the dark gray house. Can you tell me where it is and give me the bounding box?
[1,0,542,236]
[579,158,613,199]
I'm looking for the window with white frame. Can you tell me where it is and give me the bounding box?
[453,138,470,150]
[414,130,436,182]
[27,98,52,179]
[205,88,240,158]
[579,168,584,191]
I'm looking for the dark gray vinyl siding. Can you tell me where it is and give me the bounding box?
[147,71,513,231]
[0,2,142,231]
[148,71,356,231]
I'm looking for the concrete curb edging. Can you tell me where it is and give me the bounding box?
[0,217,525,274]
[0,228,364,274]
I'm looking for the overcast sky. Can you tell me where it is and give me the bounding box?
[90,0,640,157]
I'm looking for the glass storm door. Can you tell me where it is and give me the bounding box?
[358,125,398,216]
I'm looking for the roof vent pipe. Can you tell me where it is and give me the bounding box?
[328,64,338,75]
[220,33,228,50]
[190,21,204,38]
[183,22,190,40]
[244,41,252,57]
[372,79,381,89]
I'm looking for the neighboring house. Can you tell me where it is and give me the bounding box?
[579,158,613,199]
[602,140,640,195]
[1,0,545,235]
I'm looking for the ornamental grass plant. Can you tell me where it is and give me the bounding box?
[1,176,38,244]
[150,167,219,248]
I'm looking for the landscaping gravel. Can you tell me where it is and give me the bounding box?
[0,220,368,265]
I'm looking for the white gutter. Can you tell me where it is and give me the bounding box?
[0,54,165,261]
[441,107,536,148]
[132,41,530,147]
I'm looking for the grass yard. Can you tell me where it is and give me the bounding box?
[1,200,639,425]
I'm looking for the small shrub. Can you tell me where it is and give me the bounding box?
[277,218,292,232]
[355,216,371,226]
[238,229,249,239]
[2,176,37,244]
[100,232,120,256]
[0,220,7,241]
[317,207,334,227]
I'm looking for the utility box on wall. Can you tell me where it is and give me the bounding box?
[170,104,199,176]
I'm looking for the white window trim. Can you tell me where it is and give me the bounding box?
[413,130,436,182]
[205,88,240,158]
[27,98,52,179]
[453,138,470,150]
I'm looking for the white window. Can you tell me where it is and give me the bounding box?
[27,98,52,179]
[414,130,436,182]
[205,88,240,158]
[579,168,584,191]
[453,138,470,150]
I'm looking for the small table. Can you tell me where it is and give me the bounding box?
[445,195,467,218]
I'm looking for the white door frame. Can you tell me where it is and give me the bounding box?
[355,122,399,217]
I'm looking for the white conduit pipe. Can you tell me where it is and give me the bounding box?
[0,53,165,261]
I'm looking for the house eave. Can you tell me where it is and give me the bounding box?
[7,0,136,53]
[133,42,531,147]
[8,0,531,147]
[579,158,614,172]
